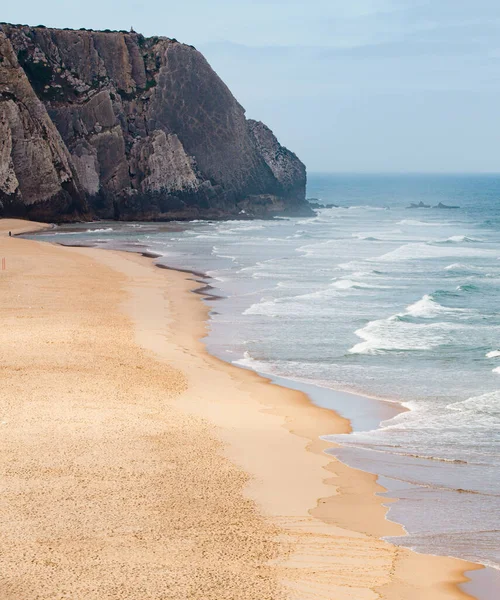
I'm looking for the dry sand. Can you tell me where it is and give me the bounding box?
[0,218,482,599]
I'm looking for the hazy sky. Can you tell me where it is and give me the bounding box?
[4,1,500,172]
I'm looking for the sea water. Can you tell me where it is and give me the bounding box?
[30,174,500,581]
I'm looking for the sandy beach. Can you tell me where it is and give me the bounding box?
[0,218,482,599]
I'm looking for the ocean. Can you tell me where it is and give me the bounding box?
[29,173,500,593]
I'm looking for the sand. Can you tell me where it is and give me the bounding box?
[0,218,482,599]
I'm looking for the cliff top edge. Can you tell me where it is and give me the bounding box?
[0,23,194,49]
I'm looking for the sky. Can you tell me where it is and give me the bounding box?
[3,1,500,173]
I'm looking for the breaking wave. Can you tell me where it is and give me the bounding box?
[376,242,491,261]
[456,283,480,292]
[349,317,465,355]
[331,279,392,290]
[397,219,444,226]
[436,235,484,244]
[445,263,477,272]
[406,294,470,318]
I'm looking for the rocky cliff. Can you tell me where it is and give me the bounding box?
[0,24,310,222]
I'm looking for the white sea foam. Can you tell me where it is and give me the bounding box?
[349,317,465,355]
[405,294,470,318]
[350,270,381,279]
[347,205,387,211]
[406,295,441,317]
[352,233,381,241]
[437,235,483,244]
[243,286,343,315]
[444,263,479,272]
[332,279,364,290]
[233,353,340,384]
[86,227,113,233]
[456,284,480,292]
[221,224,265,233]
[290,286,340,301]
[53,231,84,235]
[205,270,228,282]
[448,390,500,418]
[233,351,274,372]
[235,224,265,231]
[486,350,500,358]
[296,238,349,257]
[211,246,238,262]
[398,219,444,226]
[492,367,500,374]
[243,300,279,316]
[338,262,359,270]
[375,242,492,262]
[331,279,392,290]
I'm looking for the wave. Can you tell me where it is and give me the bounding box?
[347,205,388,211]
[456,283,480,292]
[233,351,272,372]
[85,227,113,233]
[436,235,484,244]
[486,350,500,358]
[243,284,344,315]
[375,242,492,262]
[350,270,384,279]
[349,316,467,355]
[397,219,444,226]
[352,233,382,241]
[296,239,354,258]
[53,231,86,235]
[286,232,312,239]
[331,279,392,290]
[406,294,470,318]
[236,224,265,231]
[444,263,482,273]
[211,246,238,262]
[221,224,265,233]
[406,295,442,317]
[447,391,500,421]
[402,453,468,465]
[492,367,500,374]
[243,299,280,317]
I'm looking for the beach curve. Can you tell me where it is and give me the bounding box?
[0,218,482,599]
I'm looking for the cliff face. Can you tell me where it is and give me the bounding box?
[0,24,310,222]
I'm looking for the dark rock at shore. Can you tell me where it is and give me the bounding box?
[306,198,338,209]
[0,24,311,222]
[407,201,431,209]
[434,202,460,209]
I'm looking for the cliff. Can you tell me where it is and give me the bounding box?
[0,24,310,222]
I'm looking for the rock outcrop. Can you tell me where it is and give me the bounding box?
[0,24,310,222]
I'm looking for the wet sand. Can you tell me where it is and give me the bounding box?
[0,218,482,599]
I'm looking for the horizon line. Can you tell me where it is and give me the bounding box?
[307,171,500,176]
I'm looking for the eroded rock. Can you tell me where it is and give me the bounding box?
[0,24,310,222]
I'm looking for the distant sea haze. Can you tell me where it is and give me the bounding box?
[31,173,500,578]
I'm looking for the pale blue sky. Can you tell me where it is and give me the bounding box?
[4,1,500,172]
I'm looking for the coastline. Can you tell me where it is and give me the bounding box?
[1,218,482,599]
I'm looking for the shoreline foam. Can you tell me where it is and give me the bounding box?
[2,218,482,599]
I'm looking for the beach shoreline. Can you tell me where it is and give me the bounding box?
[1,218,482,599]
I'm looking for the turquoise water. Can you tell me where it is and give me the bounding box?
[30,174,500,579]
